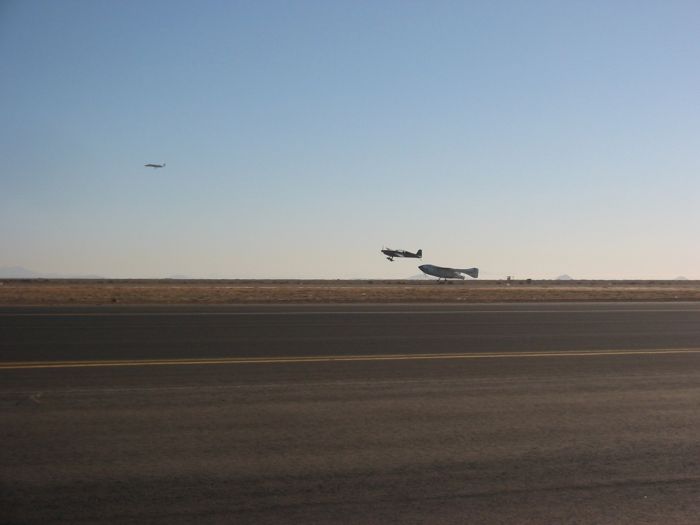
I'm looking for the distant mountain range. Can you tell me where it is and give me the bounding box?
[0,266,104,279]
[0,266,198,279]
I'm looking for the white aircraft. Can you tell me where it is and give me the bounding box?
[419,264,479,281]
[144,162,166,168]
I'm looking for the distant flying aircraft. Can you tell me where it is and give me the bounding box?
[144,162,166,168]
[381,247,422,262]
[419,264,479,281]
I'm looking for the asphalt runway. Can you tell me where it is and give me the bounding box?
[2,303,700,523]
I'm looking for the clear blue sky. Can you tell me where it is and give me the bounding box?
[2,0,699,278]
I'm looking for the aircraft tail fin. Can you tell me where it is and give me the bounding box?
[417,249,422,258]
[459,268,479,278]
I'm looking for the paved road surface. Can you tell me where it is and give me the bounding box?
[2,303,700,523]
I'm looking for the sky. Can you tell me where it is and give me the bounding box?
[2,0,699,279]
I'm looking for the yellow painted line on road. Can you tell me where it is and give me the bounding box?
[2,348,700,370]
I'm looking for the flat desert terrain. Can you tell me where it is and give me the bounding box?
[2,279,700,304]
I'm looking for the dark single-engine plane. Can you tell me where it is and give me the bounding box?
[381,247,422,262]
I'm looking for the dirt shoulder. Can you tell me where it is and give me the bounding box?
[1,279,700,305]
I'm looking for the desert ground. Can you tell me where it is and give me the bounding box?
[2,279,700,305]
